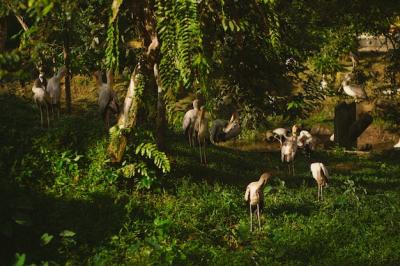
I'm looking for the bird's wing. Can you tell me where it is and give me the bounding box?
[352,85,368,98]
[319,163,329,179]
[244,186,250,201]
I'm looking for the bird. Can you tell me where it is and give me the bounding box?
[244,172,271,232]
[394,138,400,148]
[223,111,241,140]
[194,106,208,164]
[46,66,67,119]
[310,162,329,201]
[93,70,120,130]
[341,73,368,101]
[320,74,328,90]
[297,130,316,158]
[349,51,359,70]
[329,134,335,142]
[182,99,200,147]
[32,72,50,127]
[281,125,298,176]
[273,127,289,147]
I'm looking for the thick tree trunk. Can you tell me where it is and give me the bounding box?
[334,102,356,149]
[63,30,72,114]
[108,63,143,162]
[0,17,7,51]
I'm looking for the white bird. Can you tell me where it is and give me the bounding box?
[46,66,67,118]
[297,130,316,158]
[310,162,329,201]
[329,134,335,142]
[32,73,50,127]
[394,138,400,148]
[244,172,271,232]
[182,99,200,147]
[194,106,208,164]
[320,74,328,90]
[341,74,368,101]
[94,70,119,130]
[273,127,289,147]
[281,125,298,175]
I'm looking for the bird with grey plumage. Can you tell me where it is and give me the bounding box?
[94,70,120,130]
[194,106,208,164]
[46,66,67,119]
[32,72,50,128]
[341,73,368,102]
[244,172,271,232]
[281,125,298,176]
[310,162,329,201]
[182,99,200,147]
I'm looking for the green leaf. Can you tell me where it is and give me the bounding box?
[40,233,54,246]
[13,253,26,266]
[229,20,235,32]
[59,230,76,238]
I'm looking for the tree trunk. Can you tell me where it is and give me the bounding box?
[0,17,7,51]
[334,102,356,149]
[63,30,72,114]
[154,64,167,150]
[108,63,143,162]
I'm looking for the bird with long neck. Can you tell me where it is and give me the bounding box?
[195,106,208,164]
[94,70,119,130]
[310,162,329,201]
[182,99,200,147]
[244,172,271,232]
[46,66,67,119]
[32,72,50,127]
[341,73,368,102]
[281,125,298,176]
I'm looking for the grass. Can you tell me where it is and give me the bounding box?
[1,86,400,265]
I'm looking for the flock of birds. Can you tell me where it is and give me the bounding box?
[31,67,119,129]
[182,99,330,231]
[31,64,399,231]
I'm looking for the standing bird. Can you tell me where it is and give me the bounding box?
[394,138,400,148]
[182,99,200,147]
[32,72,50,127]
[94,70,120,130]
[341,73,368,102]
[194,106,208,164]
[297,130,316,158]
[349,51,359,70]
[310,162,329,201]
[46,66,67,119]
[281,125,298,176]
[244,172,271,232]
[273,127,289,147]
[320,74,328,90]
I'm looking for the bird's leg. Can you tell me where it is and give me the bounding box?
[45,103,50,128]
[39,105,43,128]
[249,204,253,232]
[203,139,207,165]
[57,104,60,119]
[188,128,192,147]
[321,186,323,201]
[317,185,320,201]
[198,137,203,164]
[257,204,261,230]
[292,163,295,176]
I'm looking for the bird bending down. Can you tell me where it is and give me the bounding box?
[341,74,368,102]
[46,66,67,119]
[94,70,120,130]
[297,130,316,158]
[394,138,400,148]
[223,111,241,140]
[182,99,200,147]
[32,73,50,127]
[273,127,289,147]
[310,162,329,201]
[195,106,208,164]
[244,172,271,232]
[281,125,298,176]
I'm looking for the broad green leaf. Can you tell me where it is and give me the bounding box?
[60,230,76,238]
[40,233,54,246]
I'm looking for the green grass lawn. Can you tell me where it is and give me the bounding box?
[1,91,400,265]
